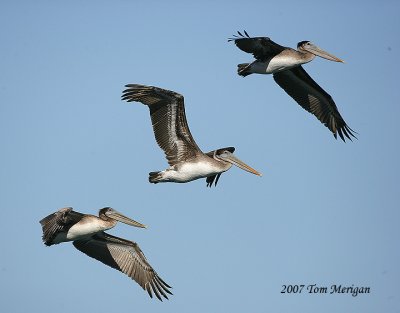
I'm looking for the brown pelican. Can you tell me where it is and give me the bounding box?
[229,31,356,142]
[121,84,262,187]
[40,207,172,301]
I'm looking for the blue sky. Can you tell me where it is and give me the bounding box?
[1,0,399,312]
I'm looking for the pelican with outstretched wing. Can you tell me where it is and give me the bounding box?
[229,31,356,142]
[40,207,172,301]
[122,84,261,187]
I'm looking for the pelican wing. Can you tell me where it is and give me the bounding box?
[73,232,172,301]
[273,66,356,141]
[39,207,84,246]
[229,31,285,61]
[122,84,202,166]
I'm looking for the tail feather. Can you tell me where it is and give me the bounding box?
[237,63,252,77]
[149,171,161,184]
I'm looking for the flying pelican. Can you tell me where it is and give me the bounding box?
[121,84,262,187]
[229,31,356,142]
[40,207,172,301]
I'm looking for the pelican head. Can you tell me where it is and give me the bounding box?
[99,207,147,228]
[297,41,344,63]
[214,149,262,176]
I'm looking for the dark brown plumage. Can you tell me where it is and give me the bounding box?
[122,84,201,166]
[273,66,355,141]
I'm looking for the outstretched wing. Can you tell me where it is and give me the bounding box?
[122,84,202,166]
[273,66,356,141]
[229,31,286,61]
[73,232,172,301]
[39,207,84,246]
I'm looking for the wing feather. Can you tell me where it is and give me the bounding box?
[39,208,84,246]
[273,66,356,141]
[122,84,202,165]
[229,31,285,61]
[73,232,172,301]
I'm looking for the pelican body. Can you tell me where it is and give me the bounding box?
[229,31,356,142]
[40,207,172,301]
[122,84,261,187]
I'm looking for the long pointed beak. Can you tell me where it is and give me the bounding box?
[305,43,344,63]
[105,209,147,228]
[219,151,262,176]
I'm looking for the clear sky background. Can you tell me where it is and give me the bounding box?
[1,0,399,312]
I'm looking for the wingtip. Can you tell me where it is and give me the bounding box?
[334,126,358,143]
